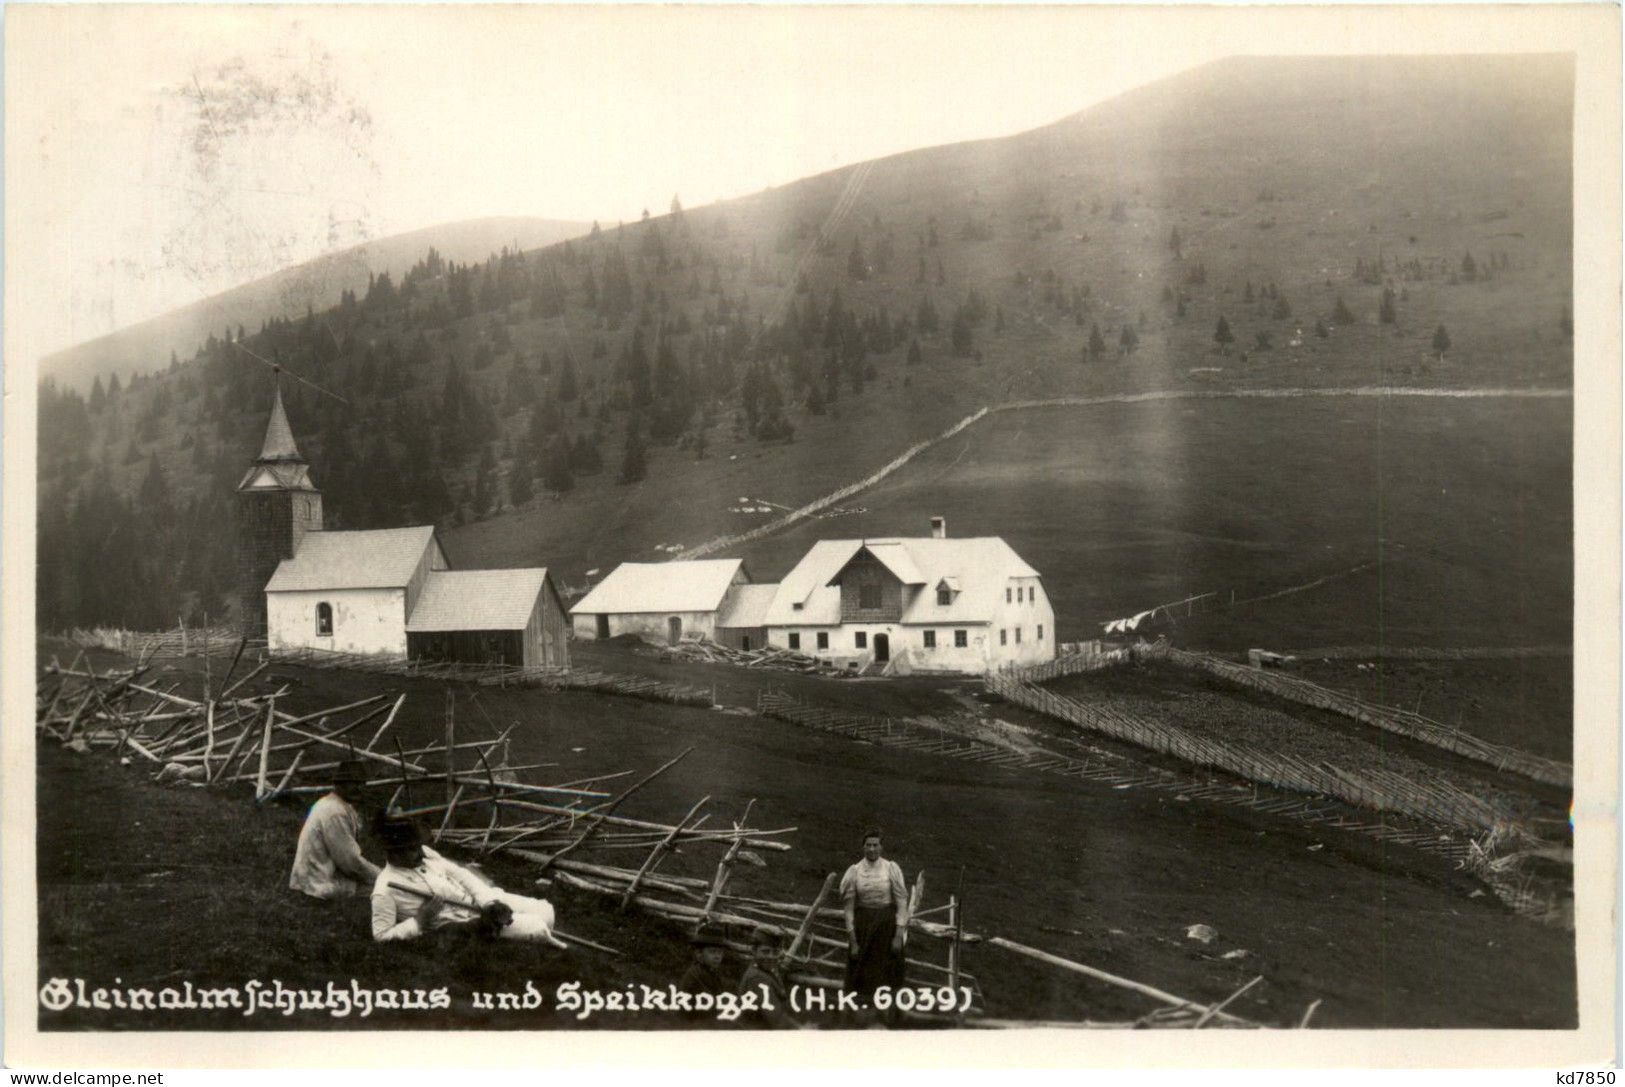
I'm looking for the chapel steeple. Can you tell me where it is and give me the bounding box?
[235,373,323,639]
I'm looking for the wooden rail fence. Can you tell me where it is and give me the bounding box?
[1162,649,1570,790]
[984,673,1519,835]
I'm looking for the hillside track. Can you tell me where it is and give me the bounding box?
[677,384,1571,561]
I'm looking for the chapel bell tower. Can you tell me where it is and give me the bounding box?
[235,374,322,639]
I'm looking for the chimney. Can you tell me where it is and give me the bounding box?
[930,516,946,539]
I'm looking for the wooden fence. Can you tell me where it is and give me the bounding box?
[69,626,244,659]
[984,673,1519,835]
[1162,648,1570,789]
[266,647,712,707]
[1001,639,1166,683]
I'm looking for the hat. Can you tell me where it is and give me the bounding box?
[749,927,783,950]
[691,926,727,949]
[332,760,370,787]
[375,816,424,850]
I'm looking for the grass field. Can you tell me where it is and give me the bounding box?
[722,394,1571,653]
[37,642,1576,1030]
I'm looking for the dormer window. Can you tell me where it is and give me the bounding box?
[937,587,952,606]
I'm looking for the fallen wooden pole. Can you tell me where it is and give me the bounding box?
[621,795,709,910]
[518,747,693,865]
[1192,975,1262,1029]
[985,936,1254,1027]
[787,873,837,962]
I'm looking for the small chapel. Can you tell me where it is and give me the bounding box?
[234,378,569,668]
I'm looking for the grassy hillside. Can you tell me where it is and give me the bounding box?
[37,55,1573,639]
[38,641,1577,1028]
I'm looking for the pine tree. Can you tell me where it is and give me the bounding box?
[1431,324,1452,360]
[542,435,575,493]
[1333,296,1354,324]
[1315,317,1330,339]
[1214,315,1234,350]
[619,422,647,484]
[1272,297,1292,320]
[1089,323,1107,358]
[1379,287,1397,325]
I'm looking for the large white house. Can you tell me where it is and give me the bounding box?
[760,521,1055,673]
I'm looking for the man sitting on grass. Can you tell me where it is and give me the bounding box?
[289,760,381,900]
[369,816,565,947]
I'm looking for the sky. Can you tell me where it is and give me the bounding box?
[4,4,1601,363]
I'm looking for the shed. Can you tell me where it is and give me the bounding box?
[405,568,570,669]
[569,559,750,644]
[715,583,779,651]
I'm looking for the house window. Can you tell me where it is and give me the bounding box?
[792,601,804,611]
[855,632,868,649]
[316,602,333,637]
[923,630,937,649]
[1005,587,1012,604]
[788,633,801,650]
[1000,629,1007,646]
[816,632,829,650]
[1015,628,1023,644]
[1038,624,1045,641]
[937,587,951,606]
[954,630,968,648]
[859,583,881,609]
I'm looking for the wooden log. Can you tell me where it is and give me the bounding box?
[699,799,755,924]
[1191,975,1262,1029]
[986,936,1253,1027]
[261,751,306,803]
[786,873,837,962]
[620,795,709,910]
[364,694,408,753]
[518,747,693,866]
[255,696,276,799]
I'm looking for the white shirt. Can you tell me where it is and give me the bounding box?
[289,793,380,900]
[370,847,498,941]
[840,857,908,925]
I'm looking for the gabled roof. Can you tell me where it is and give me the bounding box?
[407,569,555,632]
[762,537,1040,627]
[570,559,746,616]
[265,526,439,592]
[828,541,924,586]
[717,583,778,629]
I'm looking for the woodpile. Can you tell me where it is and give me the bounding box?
[658,640,844,675]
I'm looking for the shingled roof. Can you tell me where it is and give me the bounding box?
[763,537,1039,627]
[264,526,439,592]
[570,559,746,615]
[406,569,555,632]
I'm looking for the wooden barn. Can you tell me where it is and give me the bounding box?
[405,568,570,669]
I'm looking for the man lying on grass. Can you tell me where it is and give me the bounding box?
[370,816,566,947]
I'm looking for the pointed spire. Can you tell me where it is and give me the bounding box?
[257,375,304,463]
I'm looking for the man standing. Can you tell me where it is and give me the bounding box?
[289,760,380,900]
[369,817,564,946]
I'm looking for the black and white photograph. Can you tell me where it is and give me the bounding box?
[3,3,1618,1070]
